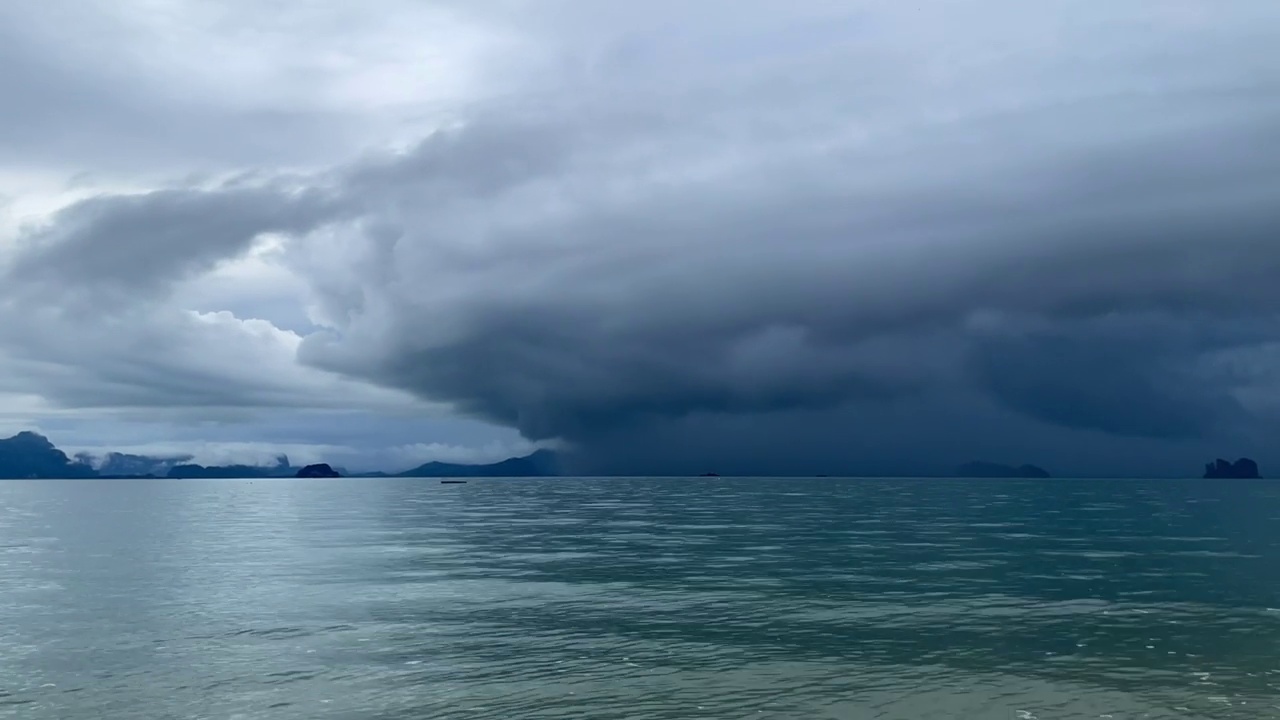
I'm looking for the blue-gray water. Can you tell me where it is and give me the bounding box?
[2,478,1279,719]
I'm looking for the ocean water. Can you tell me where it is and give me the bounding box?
[1,478,1278,720]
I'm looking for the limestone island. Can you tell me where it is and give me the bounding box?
[295,463,341,478]
[1202,458,1261,479]
[956,461,1051,479]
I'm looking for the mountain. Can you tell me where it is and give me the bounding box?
[167,455,300,479]
[0,430,556,480]
[296,463,341,478]
[0,431,96,479]
[956,461,1051,479]
[398,449,559,478]
[1203,458,1262,479]
[167,464,278,479]
[90,452,191,477]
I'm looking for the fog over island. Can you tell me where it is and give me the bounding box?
[2,2,1279,477]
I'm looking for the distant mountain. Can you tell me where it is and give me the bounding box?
[398,449,559,478]
[296,463,341,478]
[0,432,96,479]
[956,461,1051,479]
[167,464,278,479]
[90,452,191,477]
[166,454,300,479]
[1203,458,1262,479]
[0,430,562,480]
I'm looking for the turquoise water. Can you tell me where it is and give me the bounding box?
[1,477,1278,719]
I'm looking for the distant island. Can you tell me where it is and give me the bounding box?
[168,455,295,479]
[0,431,95,479]
[0,430,558,479]
[956,461,1051,479]
[170,464,273,479]
[396,449,558,478]
[296,463,341,478]
[0,429,1271,482]
[1203,458,1262,479]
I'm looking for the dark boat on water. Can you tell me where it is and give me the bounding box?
[441,480,467,484]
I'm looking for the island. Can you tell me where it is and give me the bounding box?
[0,430,552,479]
[398,449,558,478]
[168,464,274,479]
[0,431,96,479]
[296,463,341,478]
[956,461,1051,479]
[1202,458,1262,479]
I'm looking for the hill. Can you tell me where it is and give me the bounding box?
[0,432,96,479]
[956,461,1051,479]
[1203,458,1262,479]
[398,449,559,478]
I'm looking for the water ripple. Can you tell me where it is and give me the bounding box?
[0,477,1278,718]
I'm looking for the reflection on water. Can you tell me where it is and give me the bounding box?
[1,477,1278,719]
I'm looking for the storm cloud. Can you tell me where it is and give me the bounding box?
[3,0,1280,474]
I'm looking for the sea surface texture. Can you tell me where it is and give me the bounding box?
[1,477,1278,719]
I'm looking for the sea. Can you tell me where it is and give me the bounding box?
[1,477,1278,719]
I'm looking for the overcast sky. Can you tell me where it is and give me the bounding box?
[2,1,1279,475]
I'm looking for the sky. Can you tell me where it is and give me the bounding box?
[2,1,1279,476]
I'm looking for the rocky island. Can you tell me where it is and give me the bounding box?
[0,431,96,479]
[397,449,558,478]
[296,463,341,478]
[956,461,1051,479]
[1202,458,1262,479]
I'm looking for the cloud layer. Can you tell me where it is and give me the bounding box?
[4,1,1280,473]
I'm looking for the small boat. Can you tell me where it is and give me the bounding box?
[440,480,467,484]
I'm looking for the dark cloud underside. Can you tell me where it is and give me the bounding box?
[4,1,1280,473]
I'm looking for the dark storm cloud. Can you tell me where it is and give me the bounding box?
[292,85,1280,465]
[346,119,579,199]
[7,0,1280,473]
[969,320,1242,440]
[7,182,348,303]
